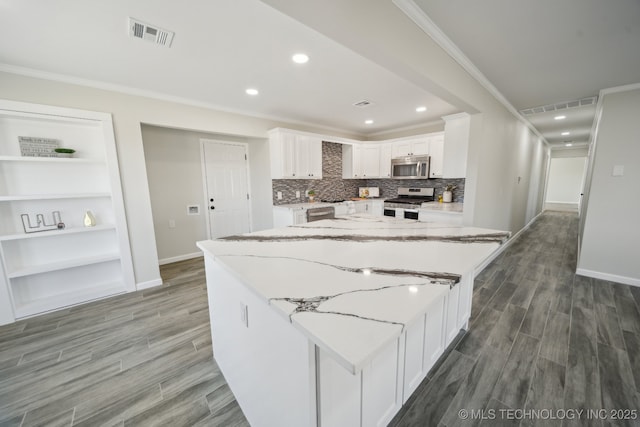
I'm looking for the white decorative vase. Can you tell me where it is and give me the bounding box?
[442,191,453,203]
[83,210,96,227]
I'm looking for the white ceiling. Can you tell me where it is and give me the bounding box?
[1,0,639,146]
[412,0,640,149]
[0,0,457,137]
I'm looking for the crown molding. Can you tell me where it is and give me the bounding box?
[599,82,640,96]
[392,0,548,146]
[0,63,367,139]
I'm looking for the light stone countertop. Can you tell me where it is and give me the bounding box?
[273,198,386,210]
[197,214,508,373]
[420,201,464,213]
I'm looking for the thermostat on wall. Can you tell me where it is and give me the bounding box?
[187,205,200,215]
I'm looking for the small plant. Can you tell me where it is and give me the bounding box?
[307,190,315,196]
[54,148,75,154]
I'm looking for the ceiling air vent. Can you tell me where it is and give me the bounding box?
[353,100,374,108]
[129,18,174,48]
[520,96,598,116]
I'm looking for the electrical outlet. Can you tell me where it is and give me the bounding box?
[296,191,300,198]
[277,191,283,200]
[168,219,176,228]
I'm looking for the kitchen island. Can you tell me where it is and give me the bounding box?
[197,215,509,427]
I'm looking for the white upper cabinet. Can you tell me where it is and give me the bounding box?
[379,143,393,178]
[426,133,444,178]
[361,145,381,178]
[442,113,470,178]
[269,129,322,179]
[392,137,428,157]
[343,144,382,179]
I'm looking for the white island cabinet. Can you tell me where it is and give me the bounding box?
[0,100,134,325]
[197,216,509,426]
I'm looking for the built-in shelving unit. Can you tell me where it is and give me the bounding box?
[0,100,135,325]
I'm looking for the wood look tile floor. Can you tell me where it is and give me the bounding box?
[390,211,640,427]
[0,258,249,427]
[1,211,639,426]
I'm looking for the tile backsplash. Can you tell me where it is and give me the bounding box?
[272,141,465,204]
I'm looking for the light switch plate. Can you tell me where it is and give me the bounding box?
[296,191,300,198]
[612,165,624,177]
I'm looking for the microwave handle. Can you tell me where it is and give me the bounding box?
[416,162,421,177]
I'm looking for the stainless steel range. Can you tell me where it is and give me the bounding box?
[384,187,435,220]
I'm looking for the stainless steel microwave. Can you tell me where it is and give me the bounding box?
[391,155,430,179]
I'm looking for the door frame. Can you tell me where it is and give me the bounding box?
[199,138,253,240]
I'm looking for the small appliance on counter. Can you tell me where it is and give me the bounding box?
[358,187,380,198]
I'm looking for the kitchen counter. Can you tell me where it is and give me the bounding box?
[197,215,509,426]
[421,201,464,213]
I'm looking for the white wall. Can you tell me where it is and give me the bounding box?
[142,125,207,263]
[0,71,320,288]
[544,157,586,210]
[142,125,273,264]
[578,86,640,286]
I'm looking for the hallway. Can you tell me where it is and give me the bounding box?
[391,211,640,426]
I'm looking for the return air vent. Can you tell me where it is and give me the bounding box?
[353,100,374,108]
[129,18,174,47]
[520,96,597,116]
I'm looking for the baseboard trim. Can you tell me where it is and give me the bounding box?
[136,278,163,291]
[158,252,203,266]
[474,211,543,275]
[543,202,578,212]
[576,268,640,288]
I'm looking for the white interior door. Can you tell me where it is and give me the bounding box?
[201,140,251,239]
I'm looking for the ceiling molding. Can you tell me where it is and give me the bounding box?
[0,63,367,139]
[599,82,640,96]
[392,0,549,146]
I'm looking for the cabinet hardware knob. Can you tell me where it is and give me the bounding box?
[210,198,214,202]
[210,206,215,210]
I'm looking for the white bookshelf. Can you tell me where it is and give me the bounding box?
[0,100,135,324]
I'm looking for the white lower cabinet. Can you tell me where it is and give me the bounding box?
[403,295,446,403]
[203,252,476,427]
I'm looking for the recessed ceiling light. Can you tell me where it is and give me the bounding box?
[416,106,427,113]
[364,119,374,125]
[245,88,259,96]
[565,143,573,147]
[554,115,566,120]
[292,53,309,64]
[561,131,571,136]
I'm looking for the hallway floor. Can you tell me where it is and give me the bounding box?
[1,211,639,426]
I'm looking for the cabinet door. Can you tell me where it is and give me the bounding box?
[361,145,381,178]
[392,141,412,157]
[281,132,297,178]
[362,337,403,427]
[412,138,429,156]
[293,210,307,225]
[379,144,392,178]
[295,136,322,179]
[352,145,363,178]
[307,137,323,179]
[427,134,444,178]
